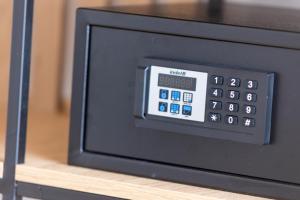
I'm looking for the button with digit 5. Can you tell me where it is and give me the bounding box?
[227,90,240,100]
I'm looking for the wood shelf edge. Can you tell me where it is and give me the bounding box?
[16,163,267,200]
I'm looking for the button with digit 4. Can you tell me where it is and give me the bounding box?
[209,100,222,110]
[211,75,224,85]
[208,113,221,122]
[210,88,223,98]
[244,92,257,102]
[243,118,256,127]
[228,78,241,87]
[227,90,240,100]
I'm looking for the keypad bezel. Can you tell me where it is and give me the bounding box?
[139,58,274,144]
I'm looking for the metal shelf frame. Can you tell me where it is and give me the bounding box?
[2,0,119,199]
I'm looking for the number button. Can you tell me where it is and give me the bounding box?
[208,113,221,122]
[227,90,240,100]
[245,80,258,89]
[226,103,239,112]
[158,102,168,112]
[243,118,255,127]
[244,105,256,115]
[225,115,238,125]
[244,92,257,102]
[211,75,224,85]
[159,89,169,100]
[210,88,223,98]
[228,78,241,87]
[209,101,222,110]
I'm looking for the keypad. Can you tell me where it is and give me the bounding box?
[207,75,258,128]
[157,89,194,117]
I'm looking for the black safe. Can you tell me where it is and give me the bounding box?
[69,2,300,200]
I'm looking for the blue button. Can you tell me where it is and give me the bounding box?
[170,104,180,114]
[159,89,169,100]
[182,105,192,116]
[171,91,181,101]
[183,92,193,103]
[158,102,168,112]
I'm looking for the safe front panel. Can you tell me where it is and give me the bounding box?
[82,25,300,185]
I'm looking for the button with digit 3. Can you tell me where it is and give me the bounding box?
[245,80,258,89]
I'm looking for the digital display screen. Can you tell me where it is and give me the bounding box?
[158,74,196,91]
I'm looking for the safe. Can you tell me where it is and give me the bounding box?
[68,2,300,199]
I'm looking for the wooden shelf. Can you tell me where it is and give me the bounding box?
[16,112,270,200]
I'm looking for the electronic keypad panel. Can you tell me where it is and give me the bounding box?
[147,66,208,122]
[134,59,275,145]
